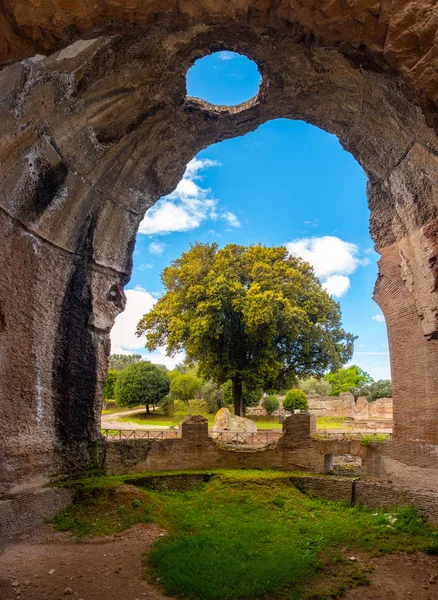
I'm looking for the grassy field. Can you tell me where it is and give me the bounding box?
[111,401,348,431]
[52,470,438,600]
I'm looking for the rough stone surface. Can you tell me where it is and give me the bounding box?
[0,7,437,499]
[212,408,257,434]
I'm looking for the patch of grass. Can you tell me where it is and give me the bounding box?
[315,417,348,430]
[142,471,437,600]
[50,484,154,538]
[51,470,437,599]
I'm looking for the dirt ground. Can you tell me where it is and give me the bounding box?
[1,524,437,600]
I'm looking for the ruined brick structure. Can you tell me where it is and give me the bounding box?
[0,2,437,503]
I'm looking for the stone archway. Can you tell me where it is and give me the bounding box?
[0,10,437,496]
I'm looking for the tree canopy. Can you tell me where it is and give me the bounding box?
[137,243,355,416]
[170,373,203,415]
[115,361,170,413]
[324,365,373,396]
[103,369,119,401]
[108,353,142,371]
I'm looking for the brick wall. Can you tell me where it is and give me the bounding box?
[0,487,75,541]
[289,475,438,524]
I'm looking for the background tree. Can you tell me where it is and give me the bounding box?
[103,369,119,406]
[115,361,170,414]
[263,395,280,415]
[370,379,392,400]
[298,377,332,396]
[170,374,203,415]
[283,389,309,412]
[137,243,355,416]
[203,380,223,414]
[324,365,372,396]
[350,379,392,401]
[108,353,142,371]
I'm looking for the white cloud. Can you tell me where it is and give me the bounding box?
[110,287,184,369]
[372,314,385,322]
[285,235,369,298]
[222,211,241,228]
[149,242,165,255]
[138,158,240,236]
[218,51,235,60]
[322,275,350,297]
[111,287,156,351]
[138,263,153,270]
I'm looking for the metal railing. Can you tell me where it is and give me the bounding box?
[102,429,392,445]
[102,429,179,440]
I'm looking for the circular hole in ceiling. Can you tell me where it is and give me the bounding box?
[186,51,261,106]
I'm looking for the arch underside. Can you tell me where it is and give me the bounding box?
[0,14,437,495]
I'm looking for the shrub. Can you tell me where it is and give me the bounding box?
[203,380,223,413]
[298,377,331,396]
[263,395,280,415]
[283,388,308,412]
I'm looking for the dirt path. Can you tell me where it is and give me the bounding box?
[1,525,437,600]
[0,524,170,600]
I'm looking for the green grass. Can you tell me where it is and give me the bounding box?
[51,483,153,538]
[145,472,438,600]
[51,470,438,600]
[315,417,349,430]
[115,400,347,431]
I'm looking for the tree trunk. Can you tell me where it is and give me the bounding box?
[186,400,191,415]
[232,377,244,417]
[146,403,150,415]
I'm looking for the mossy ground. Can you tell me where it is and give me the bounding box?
[51,470,438,600]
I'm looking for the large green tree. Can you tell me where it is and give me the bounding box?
[137,243,355,416]
[324,365,373,396]
[115,361,170,414]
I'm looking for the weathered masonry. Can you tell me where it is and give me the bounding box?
[0,2,437,502]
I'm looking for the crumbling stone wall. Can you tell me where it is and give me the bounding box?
[105,415,363,476]
[0,6,437,496]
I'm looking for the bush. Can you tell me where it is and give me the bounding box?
[203,381,223,413]
[263,395,280,415]
[298,377,331,396]
[283,388,308,412]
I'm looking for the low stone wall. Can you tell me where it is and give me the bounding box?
[290,475,438,525]
[105,414,364,476]
[0,487,75,541]
[247,394,393,420]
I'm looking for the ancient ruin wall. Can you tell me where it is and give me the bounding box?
[0,14,437,495]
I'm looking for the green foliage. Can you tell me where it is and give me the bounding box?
[221,380,234,407]
[161,396,175,416]
[115,361,170,413]
[51,485,153,538]
[324,365,373,396]
[103,369,119,401]
[108,353,142,371]
[283,388,309,412]
[203,380,223,413]
[299,377,332,396]
[263,395,280,415]
[170,374,203,414]
[137,243,355,416]
[352,379,392,401]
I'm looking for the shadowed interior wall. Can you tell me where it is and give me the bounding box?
[0,11,437,495]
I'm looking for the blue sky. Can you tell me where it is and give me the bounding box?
[111,52,390,380]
